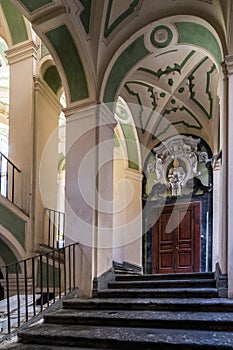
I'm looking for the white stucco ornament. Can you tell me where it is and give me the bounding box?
[148,135,208,196]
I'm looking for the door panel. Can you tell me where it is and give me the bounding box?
[152,202,201,274]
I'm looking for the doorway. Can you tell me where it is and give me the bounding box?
[152,202,201,274]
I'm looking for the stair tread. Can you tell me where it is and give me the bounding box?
[63,297,233,310]
[7,345,114,350]
[18,323,233,348]
[8,345,114,350]
[115,272,215,281]
[99,287,218,292]
[109,279,216,287]
[46,308,233,323]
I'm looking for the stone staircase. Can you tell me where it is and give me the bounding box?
[7,272,233,349]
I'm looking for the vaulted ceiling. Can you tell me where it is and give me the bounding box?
[5,0,233,155]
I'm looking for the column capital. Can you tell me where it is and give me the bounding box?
[125,168,143,182]
[6,41,38,65]
[64,101,117,129]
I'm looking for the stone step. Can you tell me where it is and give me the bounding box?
[97,288,218,298]
[115,272,215,281]
[63,297,233,312]
[108,279,216,289]
[17,323,233,349]
[43,308,233,331]
[8,344,114,350]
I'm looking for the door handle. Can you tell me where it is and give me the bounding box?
[176,246,179,250]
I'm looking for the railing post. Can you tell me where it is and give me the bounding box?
[5,266,10,334]
[32,257,36,317]
[24,260,28,322]
[46,253,49,307]
[39,255,43,312]
[16,262,20,328]
[52,250,56,303]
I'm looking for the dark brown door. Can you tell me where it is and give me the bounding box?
[152,202,201,274]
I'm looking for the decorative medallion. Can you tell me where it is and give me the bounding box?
[150,25,173,48]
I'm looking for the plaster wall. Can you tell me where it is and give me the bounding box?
[33,77,61,250]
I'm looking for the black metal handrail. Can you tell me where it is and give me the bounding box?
[0,151,20,205]
[0,243,79,337]
[44,208,65,249]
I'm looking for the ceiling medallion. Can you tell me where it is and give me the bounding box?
[150,25,173,48]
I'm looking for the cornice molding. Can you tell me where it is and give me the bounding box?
[125,168,143,182]
[64,100,97,118]
[6,41,38,65]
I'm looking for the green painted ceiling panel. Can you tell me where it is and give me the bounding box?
[20,0,53,12]
[104,35,150,104]
[43,65,62,94]
[79,0,92,34]
[0,202,25,248]
[0,0,28,44]
[175,22,222,64]
[104,0,140,38]
[46,25,89,102]
[0,238,19,272]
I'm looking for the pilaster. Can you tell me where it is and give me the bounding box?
[6,41,38,215]
[33,76,62,250]
[64,102,116,297]
[224,55,233,297]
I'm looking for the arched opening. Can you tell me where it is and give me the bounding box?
[142,135,213,274]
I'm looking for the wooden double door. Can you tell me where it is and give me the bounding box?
[152,202,201,274]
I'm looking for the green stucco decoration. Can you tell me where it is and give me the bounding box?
[0,0,28,45]
[188,57,216,119]
[121,123,139,170]
[150,25,173,48]
[175,22,223,64]
[19,0,53,12]
[152,105,202,140]
[138,51,195,79]
[0,238,19,272]
[104,35,150,104]
[104,0,140,38]
[0,202,25,248]
[79,0,92,34]
[43,65,62,95]
[46,25,89,102]
[124,81,157,133]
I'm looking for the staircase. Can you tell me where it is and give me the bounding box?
[7,272,233,349]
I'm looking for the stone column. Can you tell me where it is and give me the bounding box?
[6,41,38,215]
[225,56,233,297]
[65,103,116,297]
[212,162,220,271]
[33,76,61,250]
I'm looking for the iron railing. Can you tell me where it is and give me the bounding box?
[0,243,79,337]
[44,208,65,249]
[0,151,20,205]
